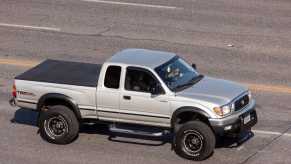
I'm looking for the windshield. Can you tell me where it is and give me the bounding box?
[155,57,202,92]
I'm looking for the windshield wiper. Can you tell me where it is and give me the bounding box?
[174,74,204,91]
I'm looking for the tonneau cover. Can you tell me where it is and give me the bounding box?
[15,59,102,87]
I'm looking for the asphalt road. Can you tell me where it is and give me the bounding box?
[0,0,291,163]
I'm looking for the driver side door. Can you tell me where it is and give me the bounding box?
[119,67,171,127]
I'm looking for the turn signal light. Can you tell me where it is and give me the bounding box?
[213,107,223,116]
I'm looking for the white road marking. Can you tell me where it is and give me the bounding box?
[0,23,61,31]
[82,0,182,10]
[283,133,291,137]
[253,130,282,135]
[253,130,291,137]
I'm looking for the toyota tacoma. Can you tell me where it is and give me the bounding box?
[10,48,257,160]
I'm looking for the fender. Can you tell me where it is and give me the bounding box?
[37,93,81,119]
[171,106,210,128]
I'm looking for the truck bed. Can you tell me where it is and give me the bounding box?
[15,59,102,87]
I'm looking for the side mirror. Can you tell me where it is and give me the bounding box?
[192,63,197,70]
[150,83,164,95]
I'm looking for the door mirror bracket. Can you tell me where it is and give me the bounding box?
[150,83,164,95]
[192,63,197,70]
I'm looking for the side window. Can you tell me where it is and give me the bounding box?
[125,67,157,93]
[104,65,121,89]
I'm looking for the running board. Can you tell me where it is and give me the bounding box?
[109,123,170,137]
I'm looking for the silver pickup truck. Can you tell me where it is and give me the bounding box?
[10,49,257,160]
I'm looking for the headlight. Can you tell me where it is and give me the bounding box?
[213,103,234,116]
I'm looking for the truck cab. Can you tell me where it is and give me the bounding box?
[96,49,176,127]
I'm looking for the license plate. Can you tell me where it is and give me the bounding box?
[243,114,251,124]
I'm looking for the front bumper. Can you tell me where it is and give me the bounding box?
[209,100,257,136]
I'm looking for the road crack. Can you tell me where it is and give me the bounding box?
[240,125,291,164]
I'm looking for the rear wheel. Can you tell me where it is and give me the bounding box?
[39,105,79,144]
[174,121,215,161]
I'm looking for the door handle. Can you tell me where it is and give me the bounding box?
[123,95,131,100]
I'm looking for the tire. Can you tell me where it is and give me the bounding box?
[173,121,215,161]
[39,105,79,144]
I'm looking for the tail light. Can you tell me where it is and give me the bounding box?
[12,82,17,97]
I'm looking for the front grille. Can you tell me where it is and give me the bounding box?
[234,94,249,111]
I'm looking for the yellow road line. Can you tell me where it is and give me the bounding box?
[0,58,38,67]
[246,83,291,94]
[1,58,291,94]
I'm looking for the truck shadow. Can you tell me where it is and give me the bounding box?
[10,108,38,126]
[80,123,172,146]
[215,130,254,148]
[11,108,254,148]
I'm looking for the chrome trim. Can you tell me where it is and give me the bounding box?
[230,91,249,106]
[232,92,250,112]
[109,124,167,137]
[217,91,249,117]
[98,109,170,119]
[17,98,38,104]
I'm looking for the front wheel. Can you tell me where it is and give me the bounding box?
[39,105,79,144]
[174,121,215,161]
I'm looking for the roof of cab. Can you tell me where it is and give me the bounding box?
[107,49,176,69]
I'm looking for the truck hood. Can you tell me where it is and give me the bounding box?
[176,76,248,106]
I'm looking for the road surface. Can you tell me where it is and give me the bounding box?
[0,0,291,163]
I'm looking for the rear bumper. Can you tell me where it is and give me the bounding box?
[9,97,16,107]
[209,100,257,135]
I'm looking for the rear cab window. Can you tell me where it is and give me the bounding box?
[104,65,121,89]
